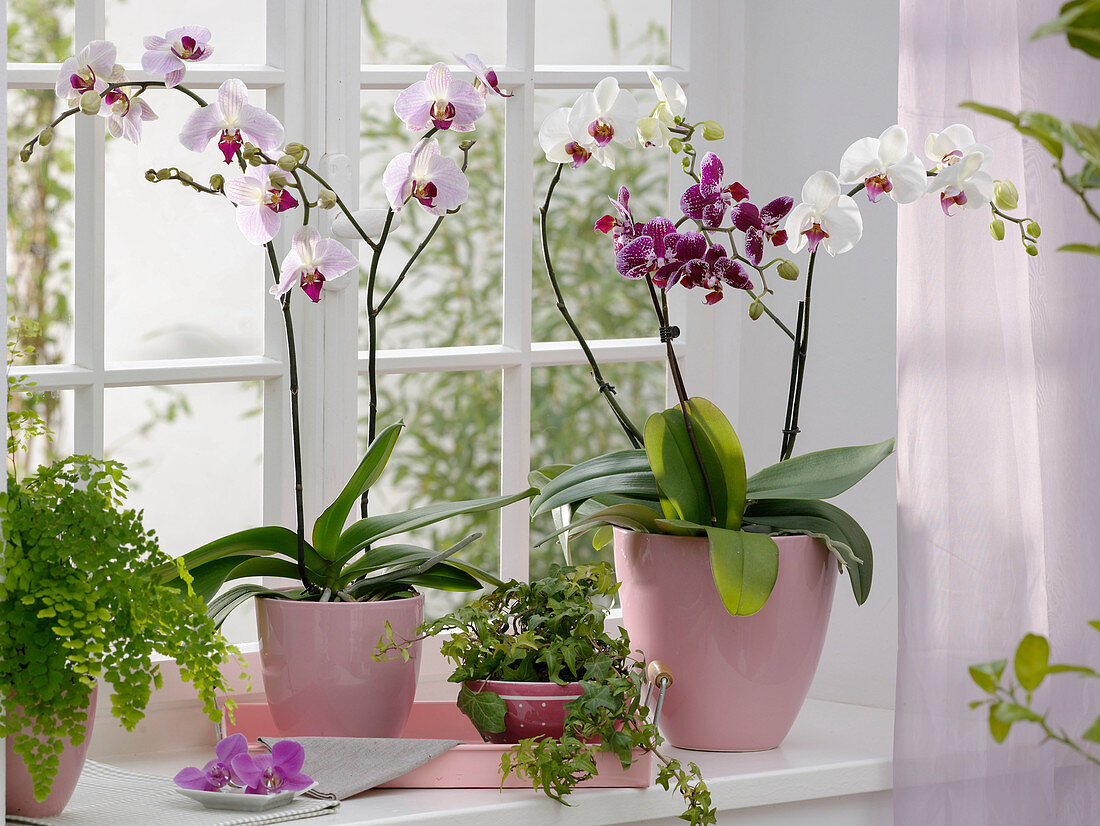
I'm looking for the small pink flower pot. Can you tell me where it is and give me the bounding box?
[613,530,836,751]
[256,594,423,737]
[465,680,584,743]
[5,684,98,817]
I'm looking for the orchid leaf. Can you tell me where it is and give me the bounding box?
[208,583,297,629]
[530,450,657,516]
[164,526,327,592]
[397,563,483,592]
[169,555,255,603]
[533,503,662,547]
[746,438,894,501]
[221,555,307,584]
[335,488,535,564]
[528,463,571,490]
[742,498,874,605]
[345,533,481,597]
[592,525,615,550]
[1032,1,1100,58]
[959,101,1020,125]
[1057,243,1100,255]
[706,526,779,616]
[312,422,403,560]
[653,518,707,536]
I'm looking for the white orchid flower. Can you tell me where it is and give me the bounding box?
[179,79,285,164]
[838,125,927,205]
[55,40,124,106]
[223,166,299,245]
[784,170,863,256]
[539,107,605,168]
[925,124,995,215]
[272,227,359,302]
[104,88,157,144]
[567,77,638,167]
[383,137,469,216]
[638,70,687,148]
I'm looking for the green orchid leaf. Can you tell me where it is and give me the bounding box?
[163,526,326,589]
[345,533,482,597]
[457,683,507,736]
[653,518,707,536]
[706,527,779,616]
[532,503,663,547]
[1014,633,1050,692]
[395,564,483,592]
[443,557,504,588]
[221,555,307,585]
[1032,0,1100,58]
[208,583,298,629]
[335,488,535,563]
[764,521,861,570]
[338,545,440,584]
[591,525,615,550]
[684,398,747,528]
[528,463,572,490]
[1057,243,1100,255]
[969,659,1007,694]
[312,422,403,560]
[529,450,656,516]
[743,498,874,605]
[959,101,1021,125]
[169,555,255,603]
[746,438,894,501]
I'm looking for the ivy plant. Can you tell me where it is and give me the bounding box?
[387,565,716,825]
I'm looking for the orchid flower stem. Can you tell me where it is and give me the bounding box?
[540,163,645,448]
[780,303,805,461]
[264,242,315,594]
[360,209,396,519]
[644,275,718,527]
[780,250,817,461]
[746,290,794,340]
[295,162,379,252]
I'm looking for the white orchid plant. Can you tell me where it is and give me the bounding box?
[529,73,1040,617]
[22,31,532,608]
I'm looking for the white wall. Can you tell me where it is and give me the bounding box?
[727,0,902,709]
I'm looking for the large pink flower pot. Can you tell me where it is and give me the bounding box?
[5,684,97,817]
[256,594,423,737]
[613,530,836,751]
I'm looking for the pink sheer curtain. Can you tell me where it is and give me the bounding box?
[896,0,1100,822]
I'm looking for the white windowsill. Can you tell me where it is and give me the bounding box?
[99,699,893,825]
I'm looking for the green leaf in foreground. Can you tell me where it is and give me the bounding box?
[706,527,778,616]
[989,704,1012,743]
[1014,633,1050,692]
[969,659,1007,694]
[1083,715,1100,745]
[457,684,507,737]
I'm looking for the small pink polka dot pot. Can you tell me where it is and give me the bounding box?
[465,680,584,744]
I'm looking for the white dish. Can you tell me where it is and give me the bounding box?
[175,787,296,811]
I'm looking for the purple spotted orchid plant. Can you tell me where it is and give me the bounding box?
[22,31,532,613]
[530,74,1040,616]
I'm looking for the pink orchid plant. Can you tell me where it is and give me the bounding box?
[527,74,1041,618]
[20,33,523,608]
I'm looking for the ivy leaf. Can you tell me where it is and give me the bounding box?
[457,683,506,736]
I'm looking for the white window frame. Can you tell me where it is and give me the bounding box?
[5,0,735,701]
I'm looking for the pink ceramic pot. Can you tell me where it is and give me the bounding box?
[256,594,423,737]
[465,680,584,743]
[613,530,836,751]
[5,684,97,817]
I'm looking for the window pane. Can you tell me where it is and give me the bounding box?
[7,387,75,476]
[535,0,670,65]
[359,369,501,617]
[104,92,267,361]
[8,92,76,366]
[529,360,665,580]
[532,90,669,342]
[358,90,503,349]
[106,1,267,65]
[104,381,263,643]
[361,1,505,65]
[8,2,75,65]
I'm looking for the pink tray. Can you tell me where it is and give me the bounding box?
[222,700,653,789]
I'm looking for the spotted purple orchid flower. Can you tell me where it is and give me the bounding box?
[680,153,749,227]
[454,53,512,98]
[142,27,213,88]
[179,78,285,164]
[104,87,157,144]
[231,740,313,796]
[55,40,124,106]
[730,196,793,265]
[652,231,707,290]
[383,137,469,216]
[594,187,641,252]
[224,166,299,245]
[273,227,359,303]
[173,734,249,792]
[395,63,485,132]
[679,243,753,305]
[615,217,678,281]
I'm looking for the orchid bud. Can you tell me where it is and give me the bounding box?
[283,142,306,160]
[748,300,764,321]
[1025,243,1038,256]
[241,143,258,161]
[19,146,32,163]
[209,174,225,190]
[681,157,691,170]
[38,127,54,147]
[1025,220,1041,238]
[269,169,289,188]
[777,260,799,281]
[989,219,1005,241]
[700,120,724,141]
[177,171,194,184]
[247,154,264,167]
[145,169,158,182]
[155,168,173,181]
[668,138,684,153]
[317,188,338,209]
[276,154,298,172]
[993,180,1018,211]
[79,91,102,115]
[459,140,476,152]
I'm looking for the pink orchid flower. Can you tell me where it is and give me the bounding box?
[231,740,313,795]
[273,227,359,303]
[173,734,249,792]
[453,53,512,98]
[383,138,469,216]
[142,26,213,88]
[394,63,485,132]
[224,166,299,245]
[55,40,124,106]
[103,87,157,144]
[179,78,284,164]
